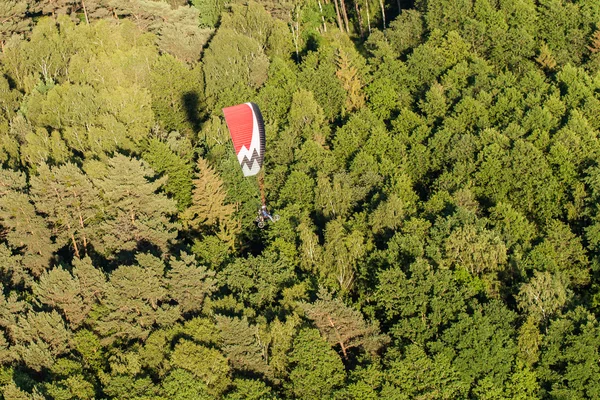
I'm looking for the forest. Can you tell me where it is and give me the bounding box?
[1,0,600,398]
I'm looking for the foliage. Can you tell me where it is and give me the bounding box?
[0,1,599,398]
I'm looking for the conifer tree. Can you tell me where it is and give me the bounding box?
[167,252,217,314]
[91,154,179,257]
[215,315,272,377]
[0,247,27,292]
[335,48,365,115]
[536,42,557,71]
[94,254,180,343]
[182,157,240,249]
[0,170,56,276]
[143,138,194,210]
[29,163,100,259]
[12,310,71,371]
[0,283,27,348]
[588,27,600,55]
[31,0,80,16]
[182,157,235,229]
[302,287,388,359]
[34,256,107,329]
[2,381,45,400]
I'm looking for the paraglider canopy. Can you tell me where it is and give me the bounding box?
[222,102,265,177]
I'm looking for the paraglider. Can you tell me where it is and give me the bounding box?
[256,204,280,228]
[222,102,279,228]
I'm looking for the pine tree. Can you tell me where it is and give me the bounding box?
[215,315,272,377]
[167,252,217,314]
[12,310,71,371]
[31,0,80,16]
[34,256,106,329]
[302,287,388,359]
[0,169,56,276]
[91,154,179,258]
[143,138,194,210]
[93,253,180,343]
[0,283,28,347]
[29,163,100,259]
[2,381,45,400]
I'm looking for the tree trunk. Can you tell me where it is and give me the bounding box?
[379,0,386,29]
[365,1,371,34]
[355,1,364,37]
[81,0,89,24]
[340,0,350,33]
[332,0,344,32]
[317,0,327,32]
[67,222,81,259]
[290,7,300,60]
[328,315,348,359]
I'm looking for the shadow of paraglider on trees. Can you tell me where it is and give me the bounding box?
[182,91,203,134]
